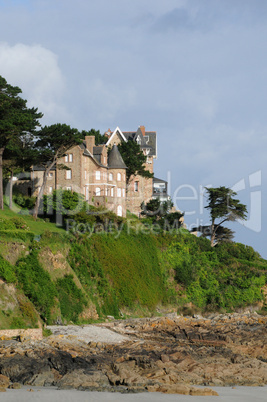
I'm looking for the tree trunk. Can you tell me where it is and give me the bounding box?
[33,167,50,219]
[0,148,5,210]
[210,220,216,247]
[9,169,14,209]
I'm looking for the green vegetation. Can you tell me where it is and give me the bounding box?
[162,231,266,312]
[0,206,266,328]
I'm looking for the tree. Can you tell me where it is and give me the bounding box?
[32,123,83,219]
[0,75,42,209]
[205,186,247,247]
[81,129,107,145]
[117,140,153,189]
[3,134,37,209]
[191,224,235,244]
[141,198,173,219]
[141,197,184,230]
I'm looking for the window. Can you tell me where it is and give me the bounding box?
[104,156,106,164]
[84,170,87,180]
[84,186,89,200]
[122,189,125,198]
[48,172,53,179]
[109,172,113,181]
[65,154,73,162]
[66,170,72,179]
[95,171,100,180]
[49,186,53,193]
[95,187,101,196]
[117,172,121,181]
[134,181,139,192]
[105,188,108,196]
[103,171,107,181]
[117,205,122,217]
[117,188,122,197]
[66,186,72,191]
[111,187,114,197]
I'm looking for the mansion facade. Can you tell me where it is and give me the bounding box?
[20,126,169,217]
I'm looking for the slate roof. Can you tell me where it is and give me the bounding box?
[108,145,127,169]
[153,177,167,184]
[122,129,157,157]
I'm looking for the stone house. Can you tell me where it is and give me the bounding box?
[17,126,166,217]
[105,126,157,216]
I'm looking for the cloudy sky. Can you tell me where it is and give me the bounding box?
[0,0,266,256]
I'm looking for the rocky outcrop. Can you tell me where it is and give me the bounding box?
[0,312,266,394]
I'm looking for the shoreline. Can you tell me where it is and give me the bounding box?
[0,313,266,394]
[1,385,266,402]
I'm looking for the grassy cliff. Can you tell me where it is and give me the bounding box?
[0,208,266,329]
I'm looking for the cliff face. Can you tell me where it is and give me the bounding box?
[0,230,266,329]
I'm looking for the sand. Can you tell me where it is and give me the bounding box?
[1,386,266,402]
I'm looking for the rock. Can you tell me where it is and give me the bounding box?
[58,369,110,389]
[0,374,9,388]
[9,382,22,389]
[28,369,55,387]
[160,354,169,363]
[156,384,190,394]
[190,387,219,396]
[0,313,266,392]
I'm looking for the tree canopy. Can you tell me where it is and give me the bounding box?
[141,197,184,231]
[81,129,107,146]
[117,140,153,187]
[0,75,42,209]
[204,186,247,247]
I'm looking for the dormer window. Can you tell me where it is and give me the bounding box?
[136,136,141,145]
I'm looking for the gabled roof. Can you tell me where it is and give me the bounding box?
[108,145,127,169]
[106,126,127,146]
[122,128,157,157]
[80,142,106,167]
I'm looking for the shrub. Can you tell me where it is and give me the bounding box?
[15,250,57,323]
[56,275,87,323]
[0,255,16,283]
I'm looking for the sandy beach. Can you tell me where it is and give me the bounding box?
[1,386,266,402]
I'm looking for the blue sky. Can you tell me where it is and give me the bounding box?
[0,0,266,257]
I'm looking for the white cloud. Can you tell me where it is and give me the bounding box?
[0,42,68,124]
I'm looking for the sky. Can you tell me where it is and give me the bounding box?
[0,0,266,257]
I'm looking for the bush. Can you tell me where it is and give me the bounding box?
[0,255,16,283]
[15,250,57,323]
[10,217,29,230]
[163,231,267,311]
[56,275,87,323]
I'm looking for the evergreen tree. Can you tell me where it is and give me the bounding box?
[0,75,42,209]
[117,140,153,189]
[205,186,247,247]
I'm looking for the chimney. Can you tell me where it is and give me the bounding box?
[85,136,95,154]
[140,125,145,136]
[104,128,112,139]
